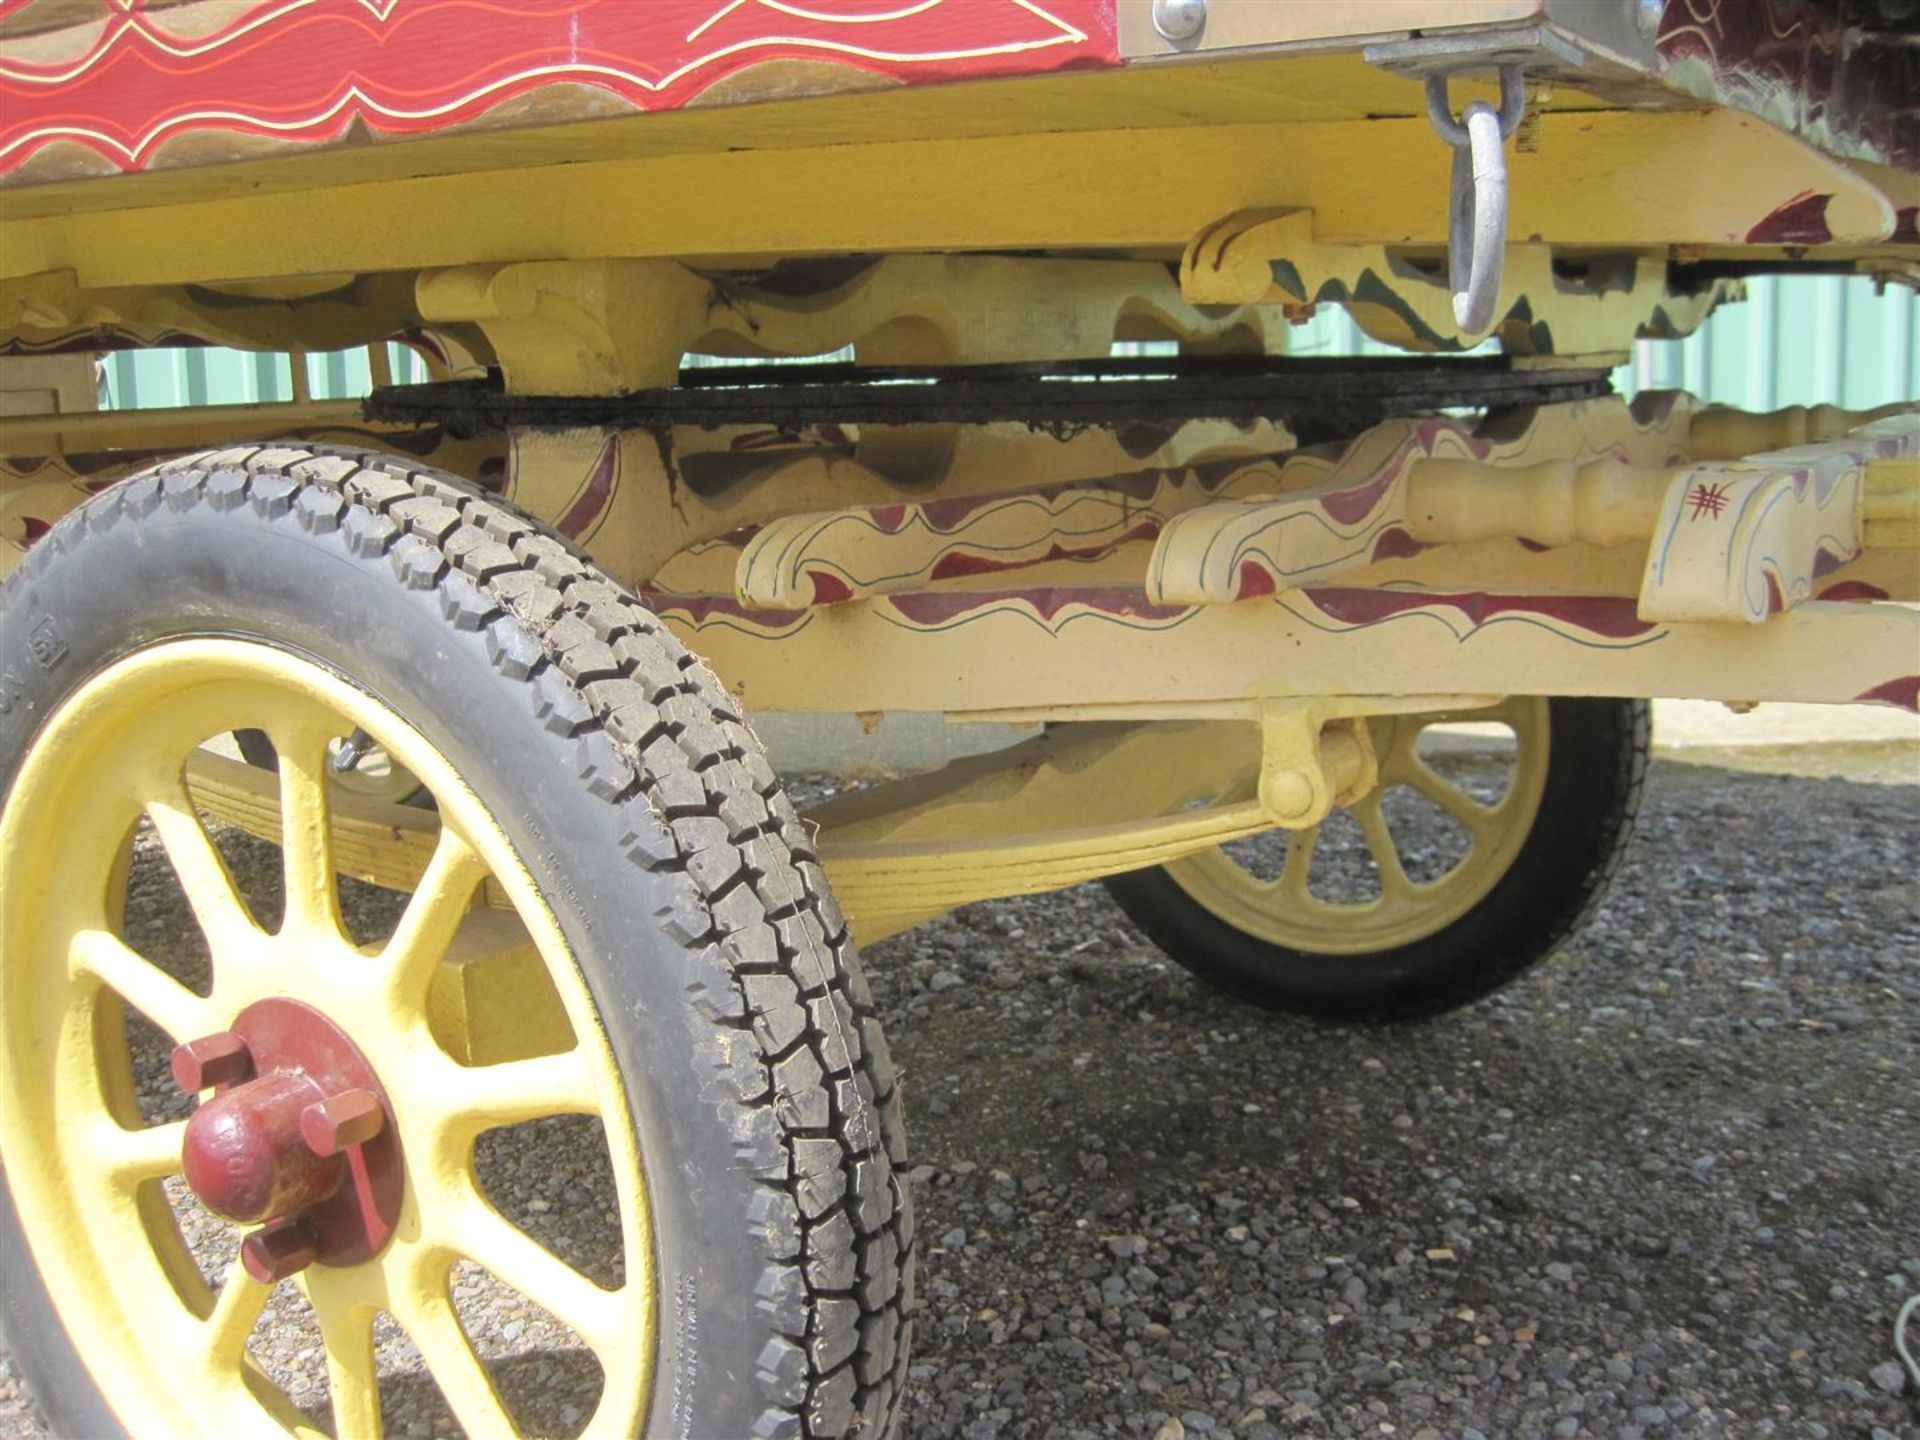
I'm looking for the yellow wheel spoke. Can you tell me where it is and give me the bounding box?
[1474,695,1536,727]
[312,1294,383,1440]
[70,929,212,1043]
[388,1286,517,1440]
[145,786,261,960]
[6,638,653,1435]
[1278,824,1319,900]
[463,1049,600,1126]
[1352,796,1413,903]
[1167,699,1554,952]
[1403,756,1496,836]
[273,720,345,941]
[204,1259,272,1366]
[99,1119,187,1188]
[384,826,488,1003]
[420,1049,601,1152]
[448,1203,622,1354]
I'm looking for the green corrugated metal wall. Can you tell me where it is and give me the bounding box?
[99,275,1920,412]
[100,342,428,409]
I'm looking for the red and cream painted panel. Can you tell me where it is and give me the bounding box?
[720,397,1916,613]
[1639,413,1919,624]
[1148,399,1916,609]
[0,0,1118,179]
[647,581,1920,717]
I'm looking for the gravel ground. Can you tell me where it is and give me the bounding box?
[2,745,1915,1439]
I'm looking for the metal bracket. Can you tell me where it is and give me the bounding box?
[1364,26,1588,80]
[1255,699,1379,829]
[1367,27,1589,336]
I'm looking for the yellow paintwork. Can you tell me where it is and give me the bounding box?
[817,703,1375,939]
[188,694,1432,943]
[181,749,512,907]
[1166,698,1551,954]
[1864,457,1919,550]
[1183,211,1738,351]
[666,587,1918,717]
[4,108,1900,293]
[0,10,1913,1423]
[0,268,422,355]
[429,910,580,1068]
[0,639,652,1438]
[419,252,1284,391]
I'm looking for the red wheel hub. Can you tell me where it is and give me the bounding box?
[174,998,402,1281]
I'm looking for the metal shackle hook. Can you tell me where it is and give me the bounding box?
[1423,64,1526,335]
[1422,64,1527,148]
[1448,103,1510,333]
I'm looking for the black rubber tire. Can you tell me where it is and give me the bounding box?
[0,445,912,1438]
[1102,697,1649,1023]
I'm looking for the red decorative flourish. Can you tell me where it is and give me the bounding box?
[923,523,1161,581]
[1302,588,1659,642]
[887,586,1188,627]
[1686,481,1733,521]
[1744,191,1833,246]
[555,435,618,540]
[1368,527,1430,563]
[1816,580,1890,603]
[1854,675,1920,713]
[0,0,1116,176]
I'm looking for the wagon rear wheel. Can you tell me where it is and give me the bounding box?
[1103,697,1648,1021]
[1,447,912,1438]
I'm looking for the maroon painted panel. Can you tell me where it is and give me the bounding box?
[1656,0,1919,172]
[0,0,1119,178]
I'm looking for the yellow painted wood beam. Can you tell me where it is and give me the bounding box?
[0,398,369,454]
[3,109,1895,289]
[662,589,1920,715]
[1866,457,1919,550]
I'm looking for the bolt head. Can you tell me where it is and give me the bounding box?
[1265,768,1317,822]
[1151,0,1206,43]
[170,1032,254,1094]
[301,1088,386,1158]
[241,1217,319,1284]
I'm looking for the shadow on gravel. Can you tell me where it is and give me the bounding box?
[0,759,1913,1440]
[873,760,1918,1440]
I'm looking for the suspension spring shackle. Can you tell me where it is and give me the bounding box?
[1423,64,1527,335]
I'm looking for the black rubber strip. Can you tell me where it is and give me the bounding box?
[364,358,1613,443]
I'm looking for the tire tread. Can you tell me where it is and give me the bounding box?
[8,446,911,1438]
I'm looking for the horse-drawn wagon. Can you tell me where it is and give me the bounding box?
[2,1,1914,1434]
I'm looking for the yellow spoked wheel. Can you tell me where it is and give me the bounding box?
[1105,697,1648,1021]
[1,640,651,1438]
[1167,698,1552,955]
[1,446,911,1439]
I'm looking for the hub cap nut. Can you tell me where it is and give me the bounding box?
[301,1088,386,1157]
[242,1217,320,1284]
[170,1032,254,1093]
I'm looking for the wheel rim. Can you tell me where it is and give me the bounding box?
[0,638,652,1438]
[1163,698,1551,955]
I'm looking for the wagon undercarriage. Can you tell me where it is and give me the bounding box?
[2,1,1916,1435]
